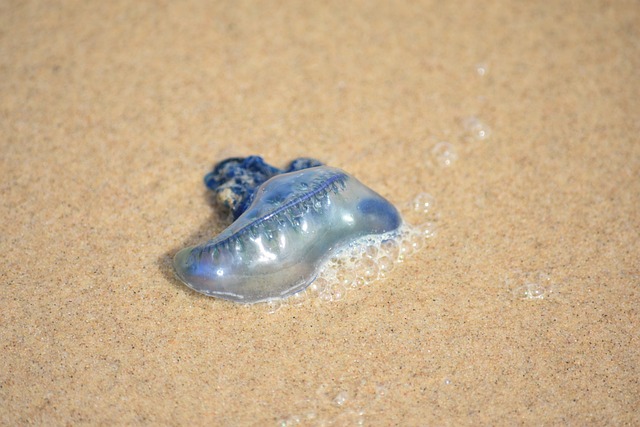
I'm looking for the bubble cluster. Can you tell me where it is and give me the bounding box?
[276,380,389,426]
[505,270,558,301]
[265,193,437,311]
[301,228,414,303]
[420,114,491,170]
[514,283,546,300]
[278,414,303,426]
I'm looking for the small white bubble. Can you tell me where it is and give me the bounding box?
[514,282,546,300]
[461,116,491,141]
[417,221,437,239]
[334,391,348,406]
[412,193,436,215]
[352,275,367,288]
[364,245,379,259]
[290,290,306,306]
[330,283,347,300]
[405,232,425,253]
[360,257,379,282]
[475,62,488,76]
[375,384,388,398]
[380,240,400,262]
[431,141,457,167]
[335,270,355,288]
[506,270,562,301]
[377,255,394,277]
[278,414,301,426]
[404,193,437,225]
[267,299,283,314]
[319,289,334,302]
[311,277,328,294]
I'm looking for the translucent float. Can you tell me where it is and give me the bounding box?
[174,160,402,303]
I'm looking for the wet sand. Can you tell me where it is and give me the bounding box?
[1,0,638,425]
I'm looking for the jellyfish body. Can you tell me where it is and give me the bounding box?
[173,166,401,303]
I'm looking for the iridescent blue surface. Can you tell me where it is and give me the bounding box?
[174,165,402,303]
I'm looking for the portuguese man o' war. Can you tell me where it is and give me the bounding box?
[173,156,403,303]
[204,156,324,220]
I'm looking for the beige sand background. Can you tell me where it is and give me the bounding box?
[1,0,639,425]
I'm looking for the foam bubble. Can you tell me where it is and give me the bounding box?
[403,193,437,227]
[322,282,347,301]
[359,256,379,282]
[505,270,564,301]
[475,62,488,76]
[412,192,435,215]
[461,116,491,141]
[334,390,349,406]
[377,254,394,278]
[431,141,457,167]
[514,283,546,300]
[309,277,328,295]
[277,414,302,426]
[266,299,284,314]
[289,290,307,306]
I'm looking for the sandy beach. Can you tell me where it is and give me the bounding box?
[1,0,638,425]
